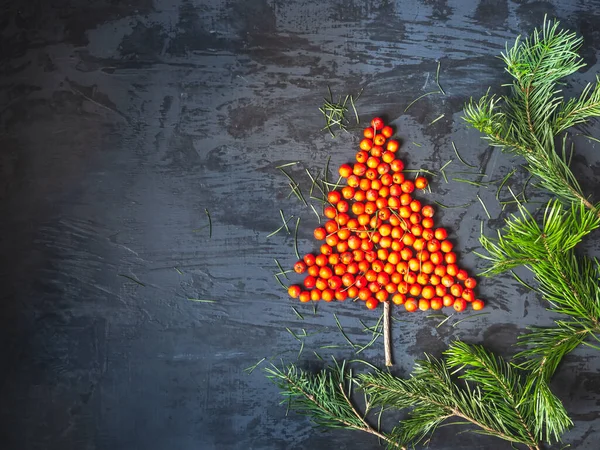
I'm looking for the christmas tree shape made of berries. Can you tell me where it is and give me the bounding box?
[286,117,484,365]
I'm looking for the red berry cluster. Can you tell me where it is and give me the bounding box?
[287,118,485,313]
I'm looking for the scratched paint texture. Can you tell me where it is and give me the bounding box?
[1,0,600,449]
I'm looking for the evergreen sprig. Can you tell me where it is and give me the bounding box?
[267,342,570,450]
[466,16,600,400]
[464,16,600,212]
[478,199,600,381]
[264,359,405,449]
[362,342,570,449]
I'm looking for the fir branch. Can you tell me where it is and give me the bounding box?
[269,343,570,449]
[478,200,600,276]
[464,16,600,216]
[359,341,569,449]
[478,199,600,379]
[264,360,405,449]
[514,322,589,380]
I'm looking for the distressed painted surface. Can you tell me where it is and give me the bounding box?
[1,0,600,449]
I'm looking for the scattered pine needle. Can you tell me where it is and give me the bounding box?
[355,332,381,354]
[441,170,449,183]
[188,298,217,303]
[291,306,304,320]
[306,168,326,197]
[404,90,440,112]
[356,312,384,354]
[205,208,212,238]
[267,215,295,238]
[429,113,445,125]
[435,60,446,95]
[244,357,266,374]
[426,314,448,319]
[334,313,356,349]
[320,87,361,137]
[510,270,538,291]
[174,267,183,275]
[521,174,533,203]
[280,210,290,233]
[118,274,145,286]
[440,159,453,171]
[453,177,487,187]
[506,186,523,206]
[310,195,328,204]
[297,341,304,360]
[276,161,300,169]
[294,217,301,260]
[286,327,301,341]
[496,168,517,200]
[403,168,437,176]
[309,203,321,223]
[412,142,423,147]
[451,171,486,176]
[324,156,331,186]
[274,258,289,280]
[436,314,454,328]
[274,274,288,290]
[280,169,308,206]
[289,182,308,205]
[439,161,453,184]
[582,134,600,144]
[452,312,490,327]
[477,194,492,218]
[434,200,474,209]
[275,270,293,276]
[350,89,363,124]
[452,141,477,168]
[274,270,292,276]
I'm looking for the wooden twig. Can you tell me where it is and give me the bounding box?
[383,301,393,366]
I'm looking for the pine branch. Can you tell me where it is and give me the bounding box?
[478,199,600,320]
[500,17,585,138]
[478,199,600,380]
[478,200,600,275]
[358,341,571,448]
[268,343,571,448]
[467,17,600,386]
[515,322,589,379]
[444,342,534,443]
[464,16,600,216]
[264,360,405,449]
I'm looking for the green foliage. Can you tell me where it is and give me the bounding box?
[478,200,600,276]
[467,16,600,401]
[464,16,600,208]
[267,342,571,450]
[361,341,570,448]
[264,359,363,430]
[478,199,600,381]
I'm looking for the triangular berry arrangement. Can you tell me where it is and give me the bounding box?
[288,117,484,314]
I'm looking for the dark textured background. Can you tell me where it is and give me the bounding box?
[1,1,600,449]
